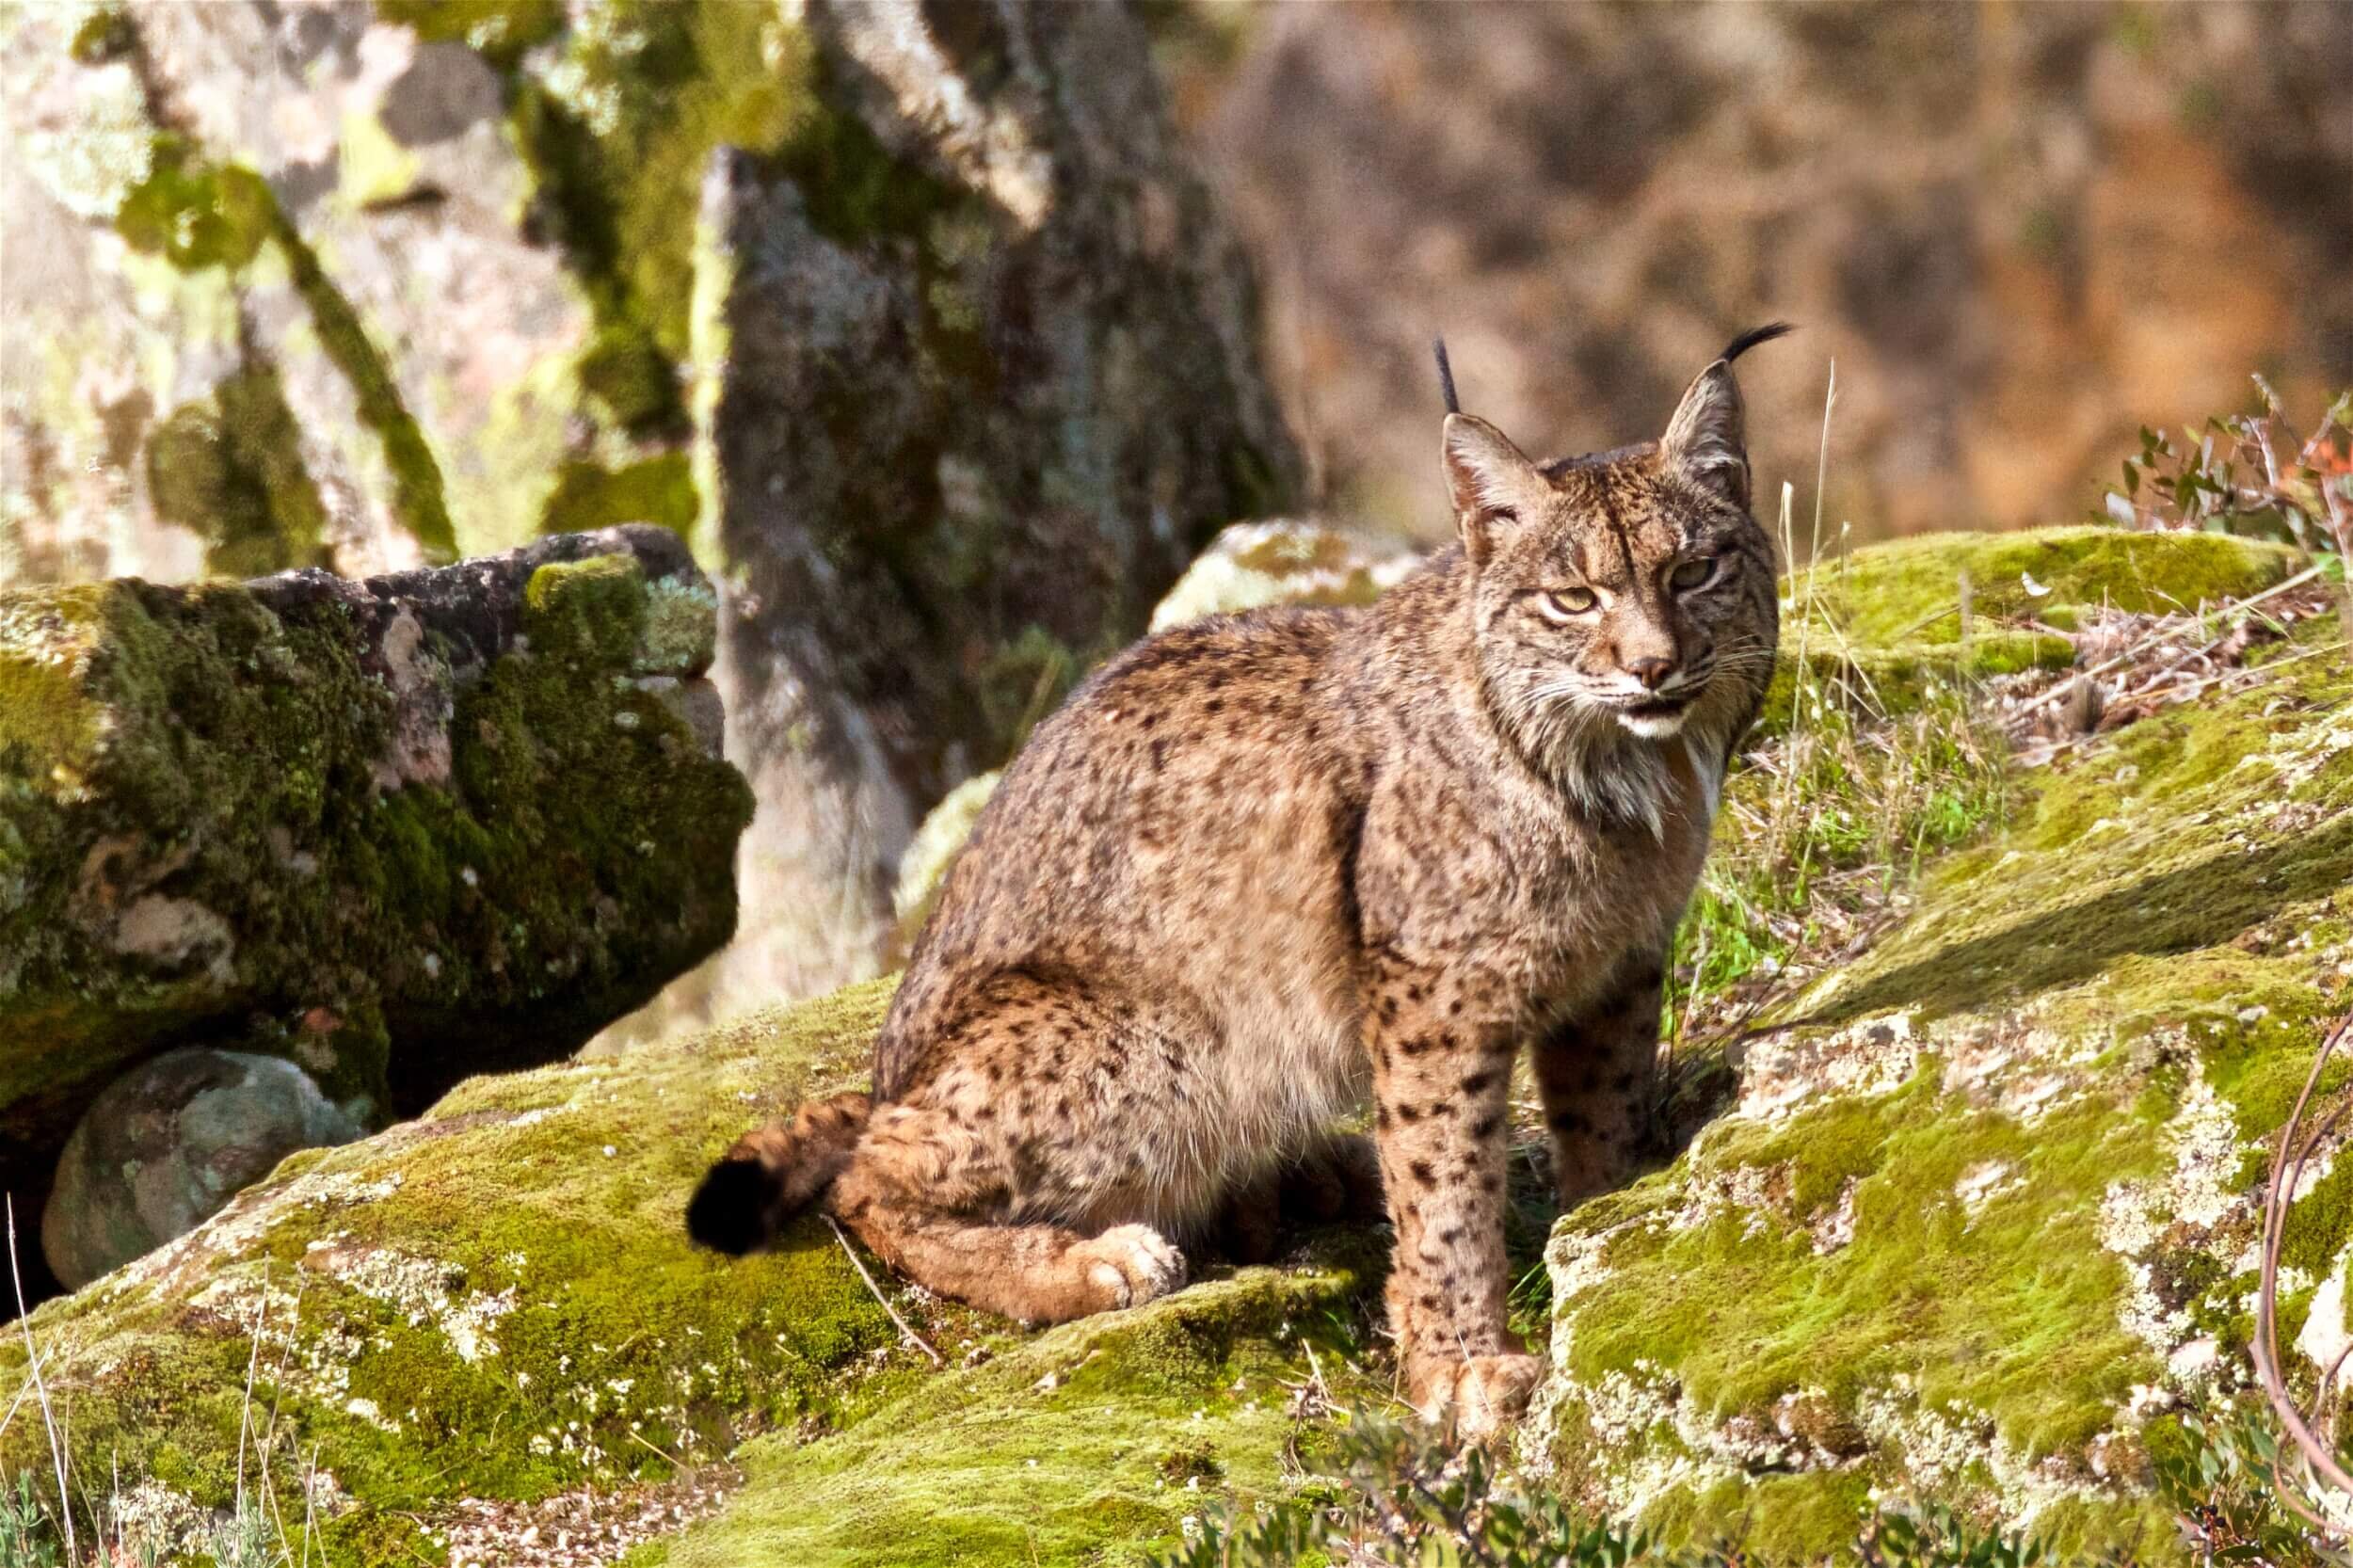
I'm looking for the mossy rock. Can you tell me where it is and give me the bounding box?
[1530,606,2353,1557]
[1148,519,1417,633]
[0,526,751,1296]
[0,978,1375,1564]
[1786,527,2297,648]
[1759,528,2299,733]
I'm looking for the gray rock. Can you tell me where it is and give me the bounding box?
[693,0,1303,1013]
[42,1048,363,1289]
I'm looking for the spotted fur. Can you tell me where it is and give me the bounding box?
[690,328,1787,1437]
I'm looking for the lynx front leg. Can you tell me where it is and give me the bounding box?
[1366,964,1539,1437]
[1535,952,1666,1208]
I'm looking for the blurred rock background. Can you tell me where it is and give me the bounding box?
[1165,0,2353,539]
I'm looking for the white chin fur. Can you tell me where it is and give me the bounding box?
[1617,709,1689,739]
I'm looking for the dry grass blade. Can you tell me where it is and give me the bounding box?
[7,1195,76,1562]
[824,1214,943,1367]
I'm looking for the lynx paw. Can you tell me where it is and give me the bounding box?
[1078,1224,1188,1310]
[1408,1352,1544,1440]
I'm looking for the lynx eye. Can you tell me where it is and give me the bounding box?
[1536,586,1598,622]
[1669,556,1718,592]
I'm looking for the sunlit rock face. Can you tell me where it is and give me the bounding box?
[4,0,1305,1016]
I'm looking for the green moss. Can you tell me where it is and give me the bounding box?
[110,130,457,563]
[492,0,812,439]
[1,980,1378,1565]
[577,324,687,440]
[373,0,565,69]
[144,356,333,578]
[0,984,904,1545]
[0,588,112,773]
[69,6,137,64]
[539,454,697,538]
[1786,527,2296,649]
[767,84,959,252]
[1800,621,2353,1027]
[651,1270,1373,1568]
[114,136,274,273]
[974,625,1088,753]
[267,204,457,563]
[1539,545,2353,1554]
[522,554,648,666]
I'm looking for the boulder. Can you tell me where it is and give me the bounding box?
[44,1048,365,1289]
[1146,518,1417,633]
[1,525,752,1298]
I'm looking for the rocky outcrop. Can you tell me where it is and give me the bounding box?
[0,980,1374,1564]
[1524,534,2344,1559]
[4,0,1303,1016]
[1,525,751,1295]
[5,528,2331,1563]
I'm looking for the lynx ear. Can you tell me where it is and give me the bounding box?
[1443,413,1543,565]
[1659,361,1752,509]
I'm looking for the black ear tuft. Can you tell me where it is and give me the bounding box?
[1721,321,1795,364]
[1433,336,1461,415]
[686,1157,776,1256]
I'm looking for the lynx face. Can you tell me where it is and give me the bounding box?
[1442,353,1780,791]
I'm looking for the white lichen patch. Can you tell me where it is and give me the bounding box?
[1857,1378,2112,1529]
[1954,1160,2023,1220]
[1667,1160,1791,1240]
[2297,1245,2353,1377]
[104,1479,214,1560]
[1809,1176,1861,1255]
[1148,520,1418,633]
[2097,1061,2247,1364]
[102,1164,405,1302]
[308,1242,518,1364]
[1937,1015,2106,1124]
[1735,1013,1918,1121]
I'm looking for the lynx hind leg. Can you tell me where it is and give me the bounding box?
[1215,1133,1387,1264]
[832,1122,1186,1324]
[1280,1130,1385,1224]
[829,969,1194,1324]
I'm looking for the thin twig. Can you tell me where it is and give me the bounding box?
[2254,1012,2353,1513]
[824,1215,943,1366]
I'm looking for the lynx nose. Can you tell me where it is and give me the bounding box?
[1626,657,1676,692]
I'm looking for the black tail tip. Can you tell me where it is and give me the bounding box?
[686,1157,774,1256]
[1721,321,1796,364]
